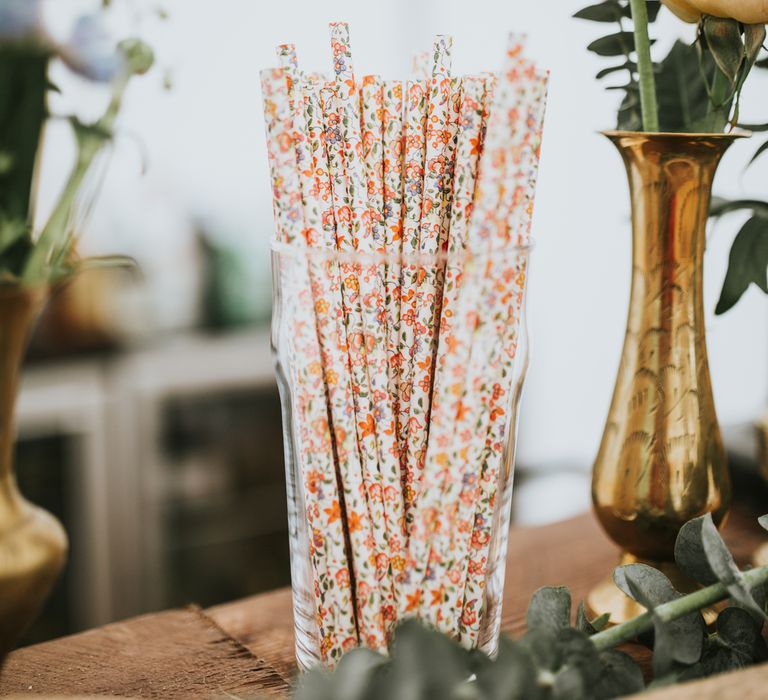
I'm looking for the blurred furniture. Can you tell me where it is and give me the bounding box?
[14,328,288,643]
[1,508,765,698]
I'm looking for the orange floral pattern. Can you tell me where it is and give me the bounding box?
[261,25,548,665]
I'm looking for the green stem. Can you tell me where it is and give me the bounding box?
[591,566,768,652]
[703,67,731,133]
[628,0,659,132]
[20,77,128,286]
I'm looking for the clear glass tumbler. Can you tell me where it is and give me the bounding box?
[271,241,531,670]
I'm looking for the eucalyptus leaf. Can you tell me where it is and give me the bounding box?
[576,601,610,635]
[475,637,541,700]
[614,563,705,673]
[691,513,768,620]
[716,215,768,314]
[759,514,768,532]
[592,650,645,699]
[527,587,572,633]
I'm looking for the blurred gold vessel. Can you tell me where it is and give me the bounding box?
[0,288,67,666]
[589,131,740,623]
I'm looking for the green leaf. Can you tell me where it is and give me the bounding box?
[573,1,623,22]
[694,607,768,677]
[710,198,768,218]
[759,514,768,532]
[527,587,572,633]
[743,25,766,72]
[614,563,705,674]
[739,122,768,132]
[702,16,744,86]
[748,139,768,168]
[644,1,662,22]
[587,32,641,57]
[476,636,541,700]
[679,514,768,620]
[592,650,645,699]
[716,216,768,314]
[380,619,473,698]
[576,601,610,635]
[596,61,637,80]
[653,40,716,132]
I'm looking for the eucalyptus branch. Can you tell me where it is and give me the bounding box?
[592,565,768,651]
[628,0,659,131]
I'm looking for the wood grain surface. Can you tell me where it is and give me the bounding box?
[2,508,766,698]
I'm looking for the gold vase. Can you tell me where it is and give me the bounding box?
[0,287,67,666]
[589,131,741,623]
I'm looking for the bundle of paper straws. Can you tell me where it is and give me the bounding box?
[261,22,548,663]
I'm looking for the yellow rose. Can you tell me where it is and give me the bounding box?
[662,0,768,24]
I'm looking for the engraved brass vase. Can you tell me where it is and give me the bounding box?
[0,287,67,666]
[589,131,740,622]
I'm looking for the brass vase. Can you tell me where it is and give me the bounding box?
[589,131,740,623]
[0,287,67,665]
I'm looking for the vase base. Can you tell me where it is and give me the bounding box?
[586,552,720,626]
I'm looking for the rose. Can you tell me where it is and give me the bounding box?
[662,0,768,24]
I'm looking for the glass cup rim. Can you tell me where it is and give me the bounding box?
[270,238,535,266]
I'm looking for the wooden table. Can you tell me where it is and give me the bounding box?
[1,508,765,698]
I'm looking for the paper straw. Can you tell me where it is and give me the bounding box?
[328,24,407,623]
[381,79,405,477]
[411,50,430,81]
[260,67,357,662]
[401,36,539,628]
[396,77,427,505]
[276,44,388,651]
[404,36,457,493]
[360,75,385,247]
[321,84,400,629]
[436,61,548,639]
[459,69,548,646]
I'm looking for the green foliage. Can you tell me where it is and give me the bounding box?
[574,0,661,131]
[711,210,768,314]
[0,33,153,289]
[576,1,766,133]
[646,40,716,132]
[286,514,768,700]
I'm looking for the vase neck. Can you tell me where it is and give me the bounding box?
[608,133,734,271]
[0,289,45,483]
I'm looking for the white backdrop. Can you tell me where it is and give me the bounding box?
[37,0,768,475]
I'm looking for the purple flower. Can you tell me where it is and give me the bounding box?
[0,0,42,41]
[57,14,123,82]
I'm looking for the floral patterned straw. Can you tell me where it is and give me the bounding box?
[276,44,388,651]
[396,78,427,499]
[459,70,548,646]
[360,75,385,244]
[437,59,548,640]
[321,84,399,629]
[381,79,405,470]
[260,67,357,662]
[328,23,407,621]
[404,36,456,494]
[411,50,430,81]
[402,36,541,630]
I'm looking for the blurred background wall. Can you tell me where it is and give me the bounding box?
[18,0,768,643]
